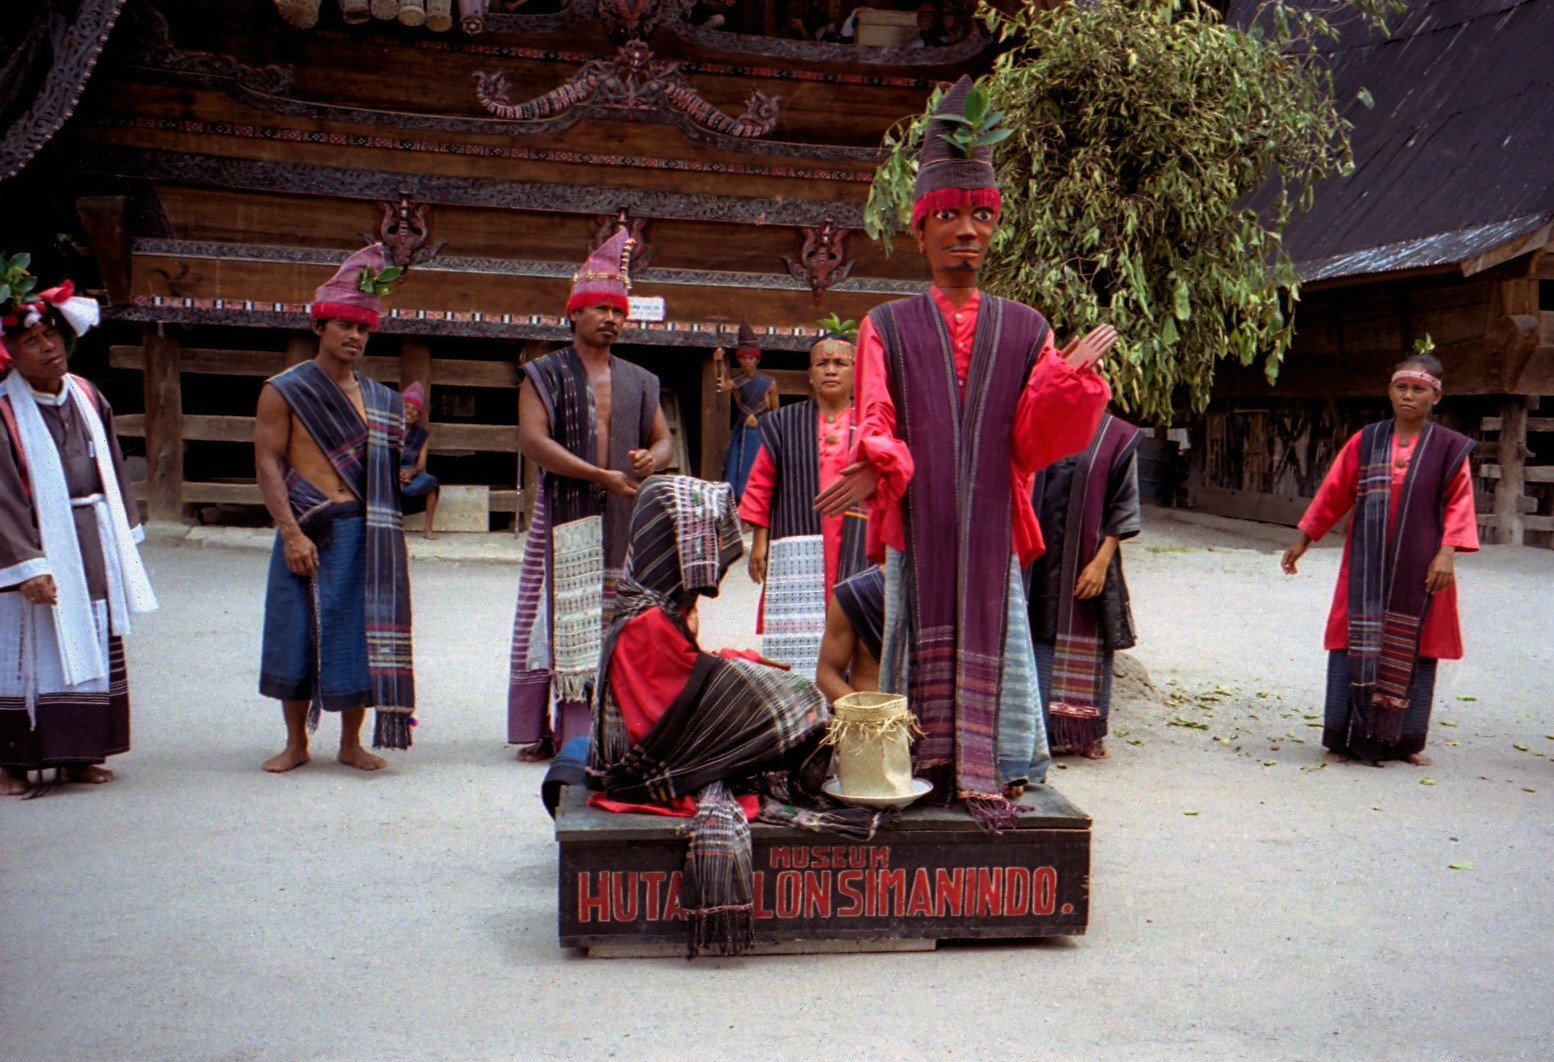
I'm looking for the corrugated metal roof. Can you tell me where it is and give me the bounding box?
[1233,0,1554,283]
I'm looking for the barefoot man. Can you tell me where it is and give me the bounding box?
[256,243,416,772]
[816,76,1116,829]
[507,229,673,760]
[0,264,156,796]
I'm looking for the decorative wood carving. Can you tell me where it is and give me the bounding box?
[73,144,870,227]
[591,209,652,272]
[129,3,294,93]
[370,194,445,266]
[0,0,132,181]
[783,220,854,304]
[475,40,781,139]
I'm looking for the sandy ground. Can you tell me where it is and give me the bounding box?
[3,507,1552,1062]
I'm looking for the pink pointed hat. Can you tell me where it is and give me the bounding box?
[311,243,390,329]
[402,380,427,413]
[567,228,634,316]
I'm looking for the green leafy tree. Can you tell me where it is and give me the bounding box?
[866,0,1401,424]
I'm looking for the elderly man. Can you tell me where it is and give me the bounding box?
[0,265,156,796]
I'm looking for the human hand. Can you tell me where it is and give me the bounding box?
[1074,556,1107,599]
[18,574,57,605]
[748,545,768,584]
[1425,547,1455,593]
[745,413,760,429]
[597,469,640,499]
[283,530,320,578]
[629,448,654,479]
[1059,324,1118,372]
[1281,536,1310,575]
[813,461,878,517]
[399,468,412,484]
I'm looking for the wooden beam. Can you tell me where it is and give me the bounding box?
[76,196,132,304]
[1478,463,1554,483]
[1493,397,1529,545]
[285,331,313,368]
[142,325,184,522]
[1461,223,1552,278]
[117,413,522,453]
[1190,487,1315,528]
[109,345,522,388]
[1480,417,1554,433]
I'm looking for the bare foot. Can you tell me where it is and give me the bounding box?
[424,530,439,541]
[0,770,30,796]
[1004,782,1026,799]
[338,746,386,771]
[1404,752,1434,767]
[516,739,554,763]
[263,746,310,773]
[64,763,115,784]
[1079,744,1109,760]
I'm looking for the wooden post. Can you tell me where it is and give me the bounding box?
[700,349,730,481]
[75,196,132,305]
[1494,396,1529,545]
[399,337,431,396]
[142,324,184,524]
[285,331,313,368]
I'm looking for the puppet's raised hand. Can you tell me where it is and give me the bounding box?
[1060,324,1118,372]
[814,461,878,517]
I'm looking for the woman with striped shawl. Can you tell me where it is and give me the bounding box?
[737,321,869,680]
[715,320,777,503]
[1282,354,1477,767]
[1028,414,1142,759]
[589,475,881,956]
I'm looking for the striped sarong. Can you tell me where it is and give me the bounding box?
[265,361,414,748]
[761,534,827,681]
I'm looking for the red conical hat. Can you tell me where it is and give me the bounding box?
[567,229,634,316]
[311,243,389,329]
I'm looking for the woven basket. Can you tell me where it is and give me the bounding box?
[828,691,917,799]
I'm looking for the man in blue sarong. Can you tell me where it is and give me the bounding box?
[255,243,416,772]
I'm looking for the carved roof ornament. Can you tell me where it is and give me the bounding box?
[475,40,781,139]
[368,194,444,268]
[783,220,854,305]
[130,3,295,93]
[598,0,693,38]
[592,209,653,272]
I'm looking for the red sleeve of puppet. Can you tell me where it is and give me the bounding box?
[1442,456,1480,552]
[737,445,776,528]
[1298,433,1361,542]
[1008,336,1109,566]
[1011,337,1111,478]
[607,609,700,745]
[852,315,913,561]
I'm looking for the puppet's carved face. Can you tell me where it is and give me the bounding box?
[915,202,997,278]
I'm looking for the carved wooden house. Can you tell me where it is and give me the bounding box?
[2,0,993,527]
[1198,0,1554,546]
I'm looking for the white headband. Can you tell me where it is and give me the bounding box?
[1392,368,1441,391]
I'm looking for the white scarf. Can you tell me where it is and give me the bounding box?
[1,371,157,685]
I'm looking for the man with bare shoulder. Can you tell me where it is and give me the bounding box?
[507,229,673,760]
[814,564,884,704]
[255,243,416,772]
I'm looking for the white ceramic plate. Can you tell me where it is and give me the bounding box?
[821,776,934,809]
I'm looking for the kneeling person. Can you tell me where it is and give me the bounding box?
[815,565,884,704]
